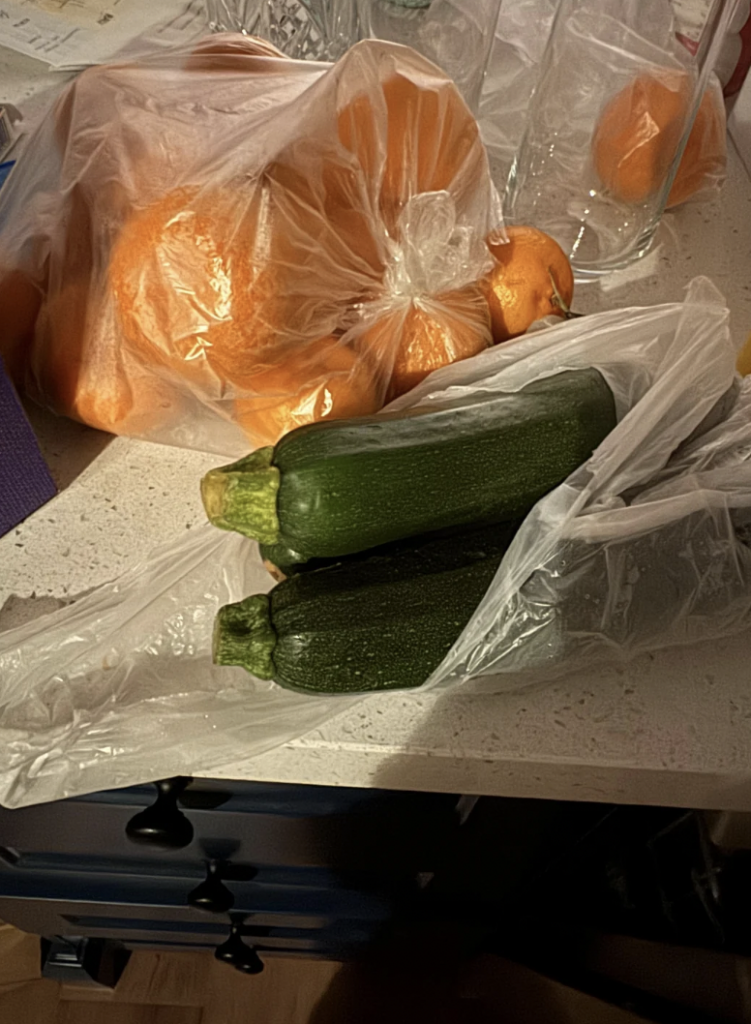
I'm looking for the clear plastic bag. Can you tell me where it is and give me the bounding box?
[413,276,750,687]
[0,35,499,456]
[0,523,362,808]
[1,277,750,808]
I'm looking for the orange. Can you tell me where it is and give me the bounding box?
[337,70,486,235]
[17,182,174,435]
[483,226,574,343]
[29,281,132,432]
[592,71,691,205]
[234,334,382,446]
[358,285,491,402]
[23,183,126,430]
[108,184,283,391]
[667,84,726,208]
[593,71,726,209]
[30,280,174,435]
[0,268,43,385]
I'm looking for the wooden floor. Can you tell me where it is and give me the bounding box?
[0,921,656,1024]
[3,922,341,1024]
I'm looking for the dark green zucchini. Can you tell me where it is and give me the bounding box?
[214,521,522,694]
[259,521,514,579]
[259,539,313,580]
[202,368,616,560]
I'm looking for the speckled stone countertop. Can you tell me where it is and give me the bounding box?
[2,45,751,809]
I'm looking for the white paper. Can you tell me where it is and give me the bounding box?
[670,0,715,46]
[0,0,207,68]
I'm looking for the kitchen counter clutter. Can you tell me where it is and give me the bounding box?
[2,38,751,812]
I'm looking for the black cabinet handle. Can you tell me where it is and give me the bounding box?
[215,923,264,975]
[125,777,194,850]
[188,860,235,914]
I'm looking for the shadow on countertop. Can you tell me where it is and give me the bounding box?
[23,399,113,492]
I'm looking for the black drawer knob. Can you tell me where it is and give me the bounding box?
[215,924,264,975]
[125,777,194,850]
[188,860,234,915]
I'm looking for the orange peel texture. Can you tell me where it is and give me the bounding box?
[483,226,574,343]
[108,184,283,392]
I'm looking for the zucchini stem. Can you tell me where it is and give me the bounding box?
[213,595,277,680]
[201,447,281,544]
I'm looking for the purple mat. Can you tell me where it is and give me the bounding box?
[0,358,57,537]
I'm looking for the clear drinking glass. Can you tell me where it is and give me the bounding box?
[355,0,504,113]
[205,0,359,61]
[504,0,741,278]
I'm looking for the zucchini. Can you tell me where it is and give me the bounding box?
[260,521,510,579]
[202,368,616,560]
[259,539,312,581]
[214,521,522,694]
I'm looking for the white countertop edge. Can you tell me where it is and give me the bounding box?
[207,751,751,812]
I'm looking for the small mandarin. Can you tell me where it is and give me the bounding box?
[592,71,690,205]
[358,284,492,402]
[483,226,574,343]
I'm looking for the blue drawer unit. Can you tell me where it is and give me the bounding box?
[0,161,15,190]
[0,777,461,976]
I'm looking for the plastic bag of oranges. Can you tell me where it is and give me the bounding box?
[0,34,502,455]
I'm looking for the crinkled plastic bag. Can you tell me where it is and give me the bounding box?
[1,277,750,808]
[0,34,498,456]
[413,276,750,688]
[0,523,362,808]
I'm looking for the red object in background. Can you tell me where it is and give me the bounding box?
[725,8,751,98]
